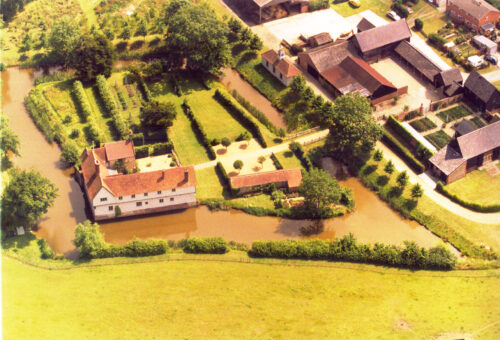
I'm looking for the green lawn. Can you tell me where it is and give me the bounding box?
[3,253,500,339]
[275,150,303,169]
[425,130,452,149]
[446,170,500,206]
[195,167,227,199]
[437,104,472,123]
[77,0,99,26]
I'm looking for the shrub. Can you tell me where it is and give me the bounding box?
[95,75,118,114]
[25,89,63,143]
[86,120,104,146]
[60,141,80,166]
[213,89,267,147]
[133,133,145,146]
[270,153,283,170]
[151,142,173,156]
[70,129,80,139]
[115,86,128,110]
[289,141,313,170]
[120,238,168,257]
[414,18,424,31]
[231,89,280,135]
[211,138,220,146]
[134,145,150,158]
[391,2,409,18]
[183,237,228,254]
[436,182,500,212]
[72,80,92,122]
[428,33,447,49]
[37,238,54,259]
[138,77,152,102]
[386,115,433,161]
[309,0,330,11]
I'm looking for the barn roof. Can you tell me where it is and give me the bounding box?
[464,70,500,105]
[394,41,442,83]
[298,40,357,74]
[354,20,411,54]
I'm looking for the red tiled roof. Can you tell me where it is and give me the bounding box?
[104,140,135,161]
[339,55,396,92]
[230,168,302,189]
[275,59,301,78]
[262,49,279,64]
[80,148,110,200]
[103,166,196,197]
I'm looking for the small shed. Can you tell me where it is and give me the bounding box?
[472,35,498,54]
[468,55,484,67]
[308,32,333,48]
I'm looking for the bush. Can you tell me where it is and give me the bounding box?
[213,89,267,147]
[249,235,456,270]
[289,141,313,170]
[386,115,433,161]
[115,86,128,110]
[414,18,424,31]
[151,142,173,156]
[60,141,80,166]
[72,80,92,122]
[391,2,409,18]
[309,0,330,11]
[270,153,283,170]
[37,238,54,259]
[428,33,447,49]
[25,89,64,143]
[138,77,152,102]
[95,75,118,114]
[133,133,145,146]
[183,237,228,254]
[381,129,426,173]
[181,100,217,160]
[436,182,500,212]
[134,145,150,158]
[86,120,104,146]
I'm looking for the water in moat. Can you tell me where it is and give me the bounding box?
[1,65,450,259]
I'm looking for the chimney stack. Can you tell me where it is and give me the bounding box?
[184,169,189,182]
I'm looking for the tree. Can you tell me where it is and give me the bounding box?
[302,87,315,103]
[60,141,80,166]
[411,183,423,200]
[326,93,382,155]
[396,171,409,189]
[298,168,342,218]
[73,220,107,258]
[233,160,243,173]
[373,149,383,162]
[165,0,191,22]
[166,4,230,74]
[0,115,20,163]
[384,160,395,175]
[1,168,58,231]
[72,33,116,83]
[227,17,242,34]
[249,35,263,51]
[119,26,131,40]
[135,19,148,39]
[414,18,424,31]
[290,75,306,96]
[240,27,252,43]
[48,17,82,66]
[221,137,231,150]
[21,33,32,51]
[312,95,324,109]
[257,156,266,169]
[104,28,114,40]
[239,131,251,146]
[140,100,177,129]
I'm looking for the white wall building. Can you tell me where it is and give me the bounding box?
[261,49,301,86]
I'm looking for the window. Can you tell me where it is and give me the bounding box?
[118,196,123,200]
[172,188,176,192]
[109,206,113,211]
[157,191,162,194]
[159,199,164,203]
[131,194,135,198]
[266,61,269,67]
[145,202,148,205]
[170,197,174,202]
[144,193,148,197]
[100,197,107,202]
[280,73,283,79]
[136,202,142,207]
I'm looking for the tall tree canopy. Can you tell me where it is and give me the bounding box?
[140,100,177,129]
[1,168,58,231]
[165,4,230,74]
[72,33,116,82]
[0,115,20,162]
[298,168,341,218]
[48,16,82,66]
[325,93,382,155]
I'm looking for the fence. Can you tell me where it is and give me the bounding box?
[284,126,321,140]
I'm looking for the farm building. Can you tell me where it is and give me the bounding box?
[429,120,500,183]
[261,49,301,86]
[353,20,411,61]
[447,0,500,32]
[454,119,476,137]
[463,70,500,111]
[230,168,303,195]
[308,32,333,48]
[251,0,309,23]
[472,35,498,54]
[437,67,463,97]
[298,40,357,78]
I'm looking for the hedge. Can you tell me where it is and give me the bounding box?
[231,89,280,135]
[270,153,283,170]
[249,235,457,270]
[86,119,104,146]
[133,133,145,146]
[213,89,268,147]
[37,238,54,259]
[72,80,92,122]
[289,141,313,170]
[181,100,217,160]
[115,85,128,110]
[98,239,168,258]
[138,77,152,102]
[386,115,433,162]
[381,129,426,174]
[436,182,500,213]
[134,145,150,158]
[151,142,173,156]
[183,237,228,254]
[95,75,128,139]
[215,161,236,194]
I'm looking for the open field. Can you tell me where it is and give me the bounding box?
[446,170,500,206]
[3,254,500,339]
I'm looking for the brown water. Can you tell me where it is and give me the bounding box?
[1,66,449,259]
[220,68,287,129]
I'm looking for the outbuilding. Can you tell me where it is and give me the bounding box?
[472,35,498,54]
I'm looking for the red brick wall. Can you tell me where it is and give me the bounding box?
[446,161,467,184]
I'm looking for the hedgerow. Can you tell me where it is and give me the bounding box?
[134,145,150,158]
[72,80,92,122]
[436,182,500,213]
[181,100,216,160]
[183,237,228,254]
[381,129,426,174]
[95,75,128,139]
[386,115,433,164]
[270,153,283,170]
[289,141,313,170]
[138,76,152,102]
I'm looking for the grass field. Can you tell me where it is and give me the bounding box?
[195,167,227,199]
[425,130,452,149]
[446,170,500,206]
[3,254,500,339]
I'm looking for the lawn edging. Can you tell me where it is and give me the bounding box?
[436,182,500,213]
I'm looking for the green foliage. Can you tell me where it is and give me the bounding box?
[414,18,424,31]
[181,100,216,160]
[270,153,283,170]
[391,1,409,18]
[48,16,82,66]
[425,130,452,149]
[134,145,150,158]
[373,149,383,162]
[409,117,437,132]
[289,75,307,96]
[86,120,104,146]
[411,183,424,200]
[230,89,280,135]
[213,89,268,147]
[233,159,244,170]
[151,142,173,156]
[138,77,152,102]
[73,221,107,258]
[428,33,447,49]
[289,141,313,170]
[132,133,145,146]
[71,80,92,121]
[221,137,231,148]
[73,33,116,83]
[95,75,128,139]
[1,0,35,22]
[1,168,58,231]
[386,115,432,162]
[140,100,177,129]
[396,171,409,189]
[37,238,54,259]
[60,141,80,166]
[0,115,20,161]
[249,235,456,270]
[309,0,330,11]
[436,182,500,212]
[384,160,395,175]
[299,168,342,218]
[183,237,228,254]
[114,86,128,110]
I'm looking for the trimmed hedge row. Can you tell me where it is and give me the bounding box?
[183,237,228,254]
[181,100,217,160]
[386,115,433,163]
[133,133,144,146]
[249,236,457,270]
[134,142,174,158]
[25,89,66,144]
[289,141,313,170]
[72,80,92,122]
[95,75,128,139]
[213,89,268,147]
[436,182,500,213]
[138,77,152,102]
[86,119,104,146]
[98,239,168,258]
[134,145,150,158]
[215,161,236,194]
[115,85,128,110]
[381,129,426,174]
[230,89,281,136]
[270,153,283,170]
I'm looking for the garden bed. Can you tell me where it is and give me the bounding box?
[409,117,437,132]
[437,104,471,123]
[425,130,452,149]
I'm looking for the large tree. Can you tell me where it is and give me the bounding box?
[1,168,58,231]
[0,115,20,163]
[165,4,230,74]
[140,100,177,129]
[73,220,107,258]
[73,33,116,83]
[325,93,382,155]
[48,16,82,66]
[298,168,341,218]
